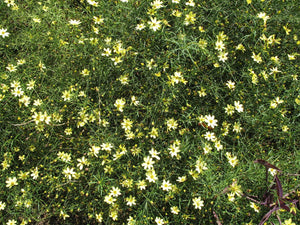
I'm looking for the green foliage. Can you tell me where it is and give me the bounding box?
[0,0,299,224]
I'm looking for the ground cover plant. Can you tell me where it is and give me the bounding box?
[0,0,299,224]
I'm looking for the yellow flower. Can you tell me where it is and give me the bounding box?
[80,68,90,76]
[0,201,6,210]
[148,17,161,31]
[184,11,196,25]
[125,195,136,206]
[251,52,262,63]
[6,219,17,225]
[166,118,178,130]
[0,28,10,38]
[283,218,296,225]
[114,98,126,112]
[250,202,260,212]
[6,177,18,188]
[192,196,204,209]
[121,118,133,131]
[95,213,103,222]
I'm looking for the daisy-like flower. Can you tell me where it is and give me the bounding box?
[4,0,15,7]
[226,152,238,168]
[16,59,26,65]
[26,80,35,90]
[110,186,121,197]
[168,142,180,158]
[33,99,42,106]
[195,159,208,173]
[270,97,284,109]
[142,156,155,170]
[146,169,158,183]
[12,87,24,97]
[87,0,99,7]
[226,80,235,90]
[204,131,216,142]
[282,218,296,225]
[166,118,178,130]
[184,11,196,25]
[155,217,165,225]
[33,17,41,23]
[93,15,104,24]
[250,202,260,213]
[95,213,103,222]
[31,167,39,179]
[171,206,180,214]
[233,122,242,133]
[63,167,76,180]
[6,64,17,72]
[288,54,296,60]
[151,0,164,9]
[215,40,225,51]
[205,114,218,128]
[214,140,223,151]
[161,180,172,191]
[0,28,10,38]
[149,148,160,160]
[62,90,72,101]
[89,145,100,157]
[6,177,18,188]
[60,210,70,220]
[10,80,20,88]
[177,176,186,182]
[236,43,246,52]
[119,74,129,85]
[101,142,114,152]
[224,104,235,115]
[186,0,195,6]
[252,52,262,63]
[114,98,126,112]
[69,19,81,26]
[77,156,89,170]
[125,195,136,206]
[136,180,147,190]
[257,12,270,25]
[203,143,212,154]
[193,196,204,210]
[148,17,161,31]
[0,201,6,210]
[218,51,228,62]
[6,219,17,225]
[104,195,116,204]
[102,48,111,57]
[234,101,244,112]
[131,95,139,106]
[121,118,133,131]
[149,127,158,138]
[19,95,30,107]
[80,68,90,76]
[136,23,146,31]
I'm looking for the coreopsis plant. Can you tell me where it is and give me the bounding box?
[0,0,299,224]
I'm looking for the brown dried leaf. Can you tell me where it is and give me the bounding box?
[275,175,283,198]
[213,210,222,225]
[254,159,282,172]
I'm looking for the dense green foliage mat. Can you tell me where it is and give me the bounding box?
[0,0,299,224]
